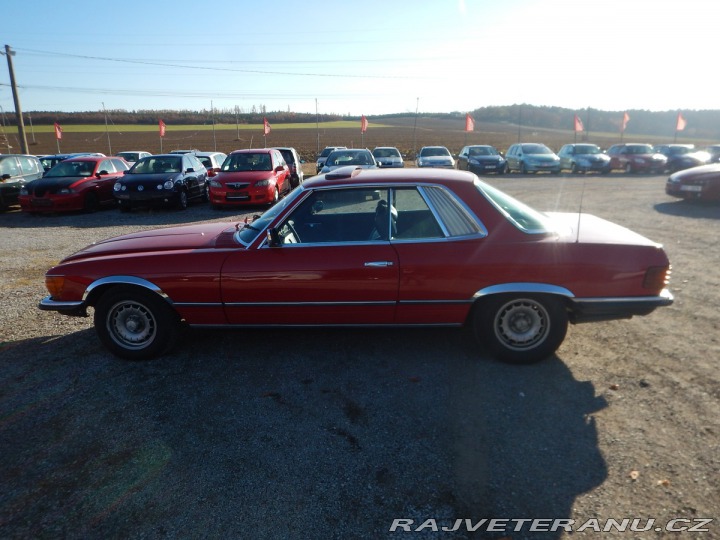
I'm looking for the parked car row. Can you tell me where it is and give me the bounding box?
[0,147,307,214]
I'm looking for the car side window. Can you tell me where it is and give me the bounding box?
[278,188,390,244]
[392,187,443,240]
[0,157,20,177]
[18,156,39,175]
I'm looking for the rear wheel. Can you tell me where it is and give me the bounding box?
[473,294,568,364]
[93,286,180,360]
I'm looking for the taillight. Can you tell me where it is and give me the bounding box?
[45,275,65,298]
[643,265,671,291]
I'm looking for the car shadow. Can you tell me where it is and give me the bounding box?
[1,326,607,538]
[655,200,720,219]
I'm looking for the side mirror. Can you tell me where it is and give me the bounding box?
[1,173,11,180]
[267,227,281,247]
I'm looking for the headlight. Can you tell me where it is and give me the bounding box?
[58,187,74,195]
[163,180,174,189]
[19,187,28,196]
[209,180,222,188]
[256,179,271,187]
[113,182,123,191]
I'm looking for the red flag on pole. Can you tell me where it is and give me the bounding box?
[574,114,584,132]
[159,120,166,138]
[465,113,475,132]
[676,112,687,131]
[361,115,368,133]
[54,122,62,140]
[621,112,630,133]
[263,117,271,136]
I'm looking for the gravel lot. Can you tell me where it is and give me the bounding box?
[1,173,718,539]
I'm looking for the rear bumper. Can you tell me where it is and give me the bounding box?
[569,289,673,323]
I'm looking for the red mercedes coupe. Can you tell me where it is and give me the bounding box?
[40,167,673,364]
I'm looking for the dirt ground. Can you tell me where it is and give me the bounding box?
[0,160,718,537]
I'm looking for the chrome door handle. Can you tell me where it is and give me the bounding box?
[364,261,394,267]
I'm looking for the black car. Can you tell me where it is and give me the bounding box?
[0,154,44,210]
[654,144,710,173]
[456,145,506,174]
[113,154,208,211]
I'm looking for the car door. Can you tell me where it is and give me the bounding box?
[182,155,203,199]
[389,186,487,324]
[457,146,469,170]
[220,187,400,325]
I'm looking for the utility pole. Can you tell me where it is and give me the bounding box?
[2,45,29,154]
[102,102,112,155]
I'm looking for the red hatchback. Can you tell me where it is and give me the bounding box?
[209,148,290,207]
[19,156,129,213]
[39,167,673,364]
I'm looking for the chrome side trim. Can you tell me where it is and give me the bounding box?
[39,296,84,310]
[473,283,575,299]
[223,301,396,307]
[188,323,463,329]
[398,299,471,305]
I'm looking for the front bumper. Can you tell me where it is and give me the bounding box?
[39,295,87,317]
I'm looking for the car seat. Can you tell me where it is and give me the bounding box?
[369,199,398,240]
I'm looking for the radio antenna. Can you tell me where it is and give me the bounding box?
[576,175,586,243]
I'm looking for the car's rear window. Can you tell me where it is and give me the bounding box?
[474,179,554,233]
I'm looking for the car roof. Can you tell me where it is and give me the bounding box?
[303,166,476,189]
[229,148,275,154]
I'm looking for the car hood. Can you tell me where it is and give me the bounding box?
[119,172,180,183]
[469,155,504,162]
[547,212,661,247]
[30,176,89,189]
[215,171,275,183]
[59,222,235,263]
[669,163,720,181]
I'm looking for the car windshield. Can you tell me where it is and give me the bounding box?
[319,148,338,158]
[627,145,654,154]
[130,156,183,174]
[222,153,272,172]
[521,144,553,155]
[468,147,496,156]
[475,179,555,234]
[236,187,306,245]
[421,147,450,157]
[373,148,400,158]
[574,145,600,155]
[118,152,140,161]
[44,160,95,177]
[326,151,373,167]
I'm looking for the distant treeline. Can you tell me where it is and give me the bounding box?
[12,105,720,140]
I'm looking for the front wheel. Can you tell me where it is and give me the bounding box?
[176,189,188,210]
[473,294,568,364]
[94,286,180,360]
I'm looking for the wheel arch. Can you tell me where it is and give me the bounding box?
[83,275,171,307]
[469,282,574,320]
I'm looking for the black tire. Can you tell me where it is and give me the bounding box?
[83,191,99,213]
[473,294,568,364]
[269,186,279,206]
[201,182,210,202]
[520,162,528,174]
[176,189,188,210]
[571,163,579,174]
[624,162,633,174]
[93,285,180,360]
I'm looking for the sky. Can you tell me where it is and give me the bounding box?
[2,0,719,118]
